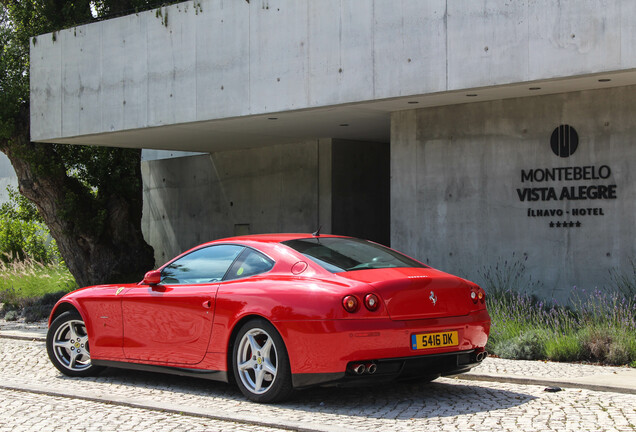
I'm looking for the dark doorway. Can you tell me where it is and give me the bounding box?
[331,140,390,246]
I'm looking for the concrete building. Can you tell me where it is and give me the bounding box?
[0,154,18,203]
[29,0,636,301]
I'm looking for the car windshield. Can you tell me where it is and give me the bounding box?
[282,237,426,273]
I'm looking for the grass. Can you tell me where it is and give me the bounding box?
[482,257,636,366]
[0,259,77,297]
[0,260,77,322]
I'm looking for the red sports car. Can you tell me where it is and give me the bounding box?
[47,234,490,403]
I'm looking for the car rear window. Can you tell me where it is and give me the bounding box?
[281,238,426,273]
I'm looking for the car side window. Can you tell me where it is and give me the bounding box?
[224,248,275,281]
[161,244,244,285]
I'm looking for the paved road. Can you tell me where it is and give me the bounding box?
[0,338,635,431]
[0,388,287,432]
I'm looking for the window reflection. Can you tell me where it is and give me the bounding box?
[161,245,244,284]
[225,248,275,281]
[282,238,426,273]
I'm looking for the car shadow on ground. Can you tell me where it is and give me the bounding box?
[285,379,538,418]
[60,368,537,419]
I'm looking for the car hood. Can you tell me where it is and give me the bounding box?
[337,267,476,320]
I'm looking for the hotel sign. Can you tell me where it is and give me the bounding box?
[517,126,617,228]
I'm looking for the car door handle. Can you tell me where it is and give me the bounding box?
[202,300,212,309]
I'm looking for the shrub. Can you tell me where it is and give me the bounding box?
[492,329,545,360]
[482,255,636,366]
[2,299,22,321]
[22,290,67,322]
[577,327,636,365]
[579,327,612,361]
[4,309,18,321]
[544,333,582,362]
[570,287,636,333]
[38,290,68,306]
[0,217,57,263]
[609,259,636,299]
[479,253,542,299]
[0,288,68,322]
[607,343,631,366]
[0,186,42,223]
[0,186,60,264]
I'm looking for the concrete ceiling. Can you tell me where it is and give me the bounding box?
[51,70,636,153]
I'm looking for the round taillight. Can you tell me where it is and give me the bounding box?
[342,295,359,313]
[470,286,485,305]
[364,293,380,311]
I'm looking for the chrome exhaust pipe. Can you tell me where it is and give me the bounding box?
[365,363,377,374]
[351,363,365,375]
[475,351,488,362]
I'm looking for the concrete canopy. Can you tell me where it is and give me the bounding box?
[28,71,636,152]
[29,0,636,152]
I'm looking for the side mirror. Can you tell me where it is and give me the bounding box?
[143,270,162,285]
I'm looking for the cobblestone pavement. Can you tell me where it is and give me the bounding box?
[0,388,288,432]
[466,356,629,379]
[1,338,635,431]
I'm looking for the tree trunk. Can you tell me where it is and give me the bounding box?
[1,112,154,287]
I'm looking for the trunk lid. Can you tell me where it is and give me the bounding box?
[338,267,474,320]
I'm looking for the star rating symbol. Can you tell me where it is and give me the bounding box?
[550,220,582,228]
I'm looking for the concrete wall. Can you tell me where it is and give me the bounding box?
[141,138,392,264]
[0,153,18,203]
[391,85,636,301]
[141,140,327,265]
[30,0,636,142]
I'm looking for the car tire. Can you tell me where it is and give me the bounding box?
[46,310,104,377]
[232,318,293,403]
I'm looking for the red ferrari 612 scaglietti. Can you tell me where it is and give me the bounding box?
[47,233,490,403]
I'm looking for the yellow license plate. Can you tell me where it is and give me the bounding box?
[411,331,458,350]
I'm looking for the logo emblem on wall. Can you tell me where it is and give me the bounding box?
[550,125,578,157]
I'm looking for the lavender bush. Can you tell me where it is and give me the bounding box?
[481,257,636,366]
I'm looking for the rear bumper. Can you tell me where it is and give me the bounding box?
[277,308,490,387]
[292,349,485,388]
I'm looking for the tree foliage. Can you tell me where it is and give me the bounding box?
[0,0,171,285]
[0,185,42,223]
[0,186,58,263]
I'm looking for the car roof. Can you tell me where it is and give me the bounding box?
[213,233,348,244]
[157,234,358,272]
